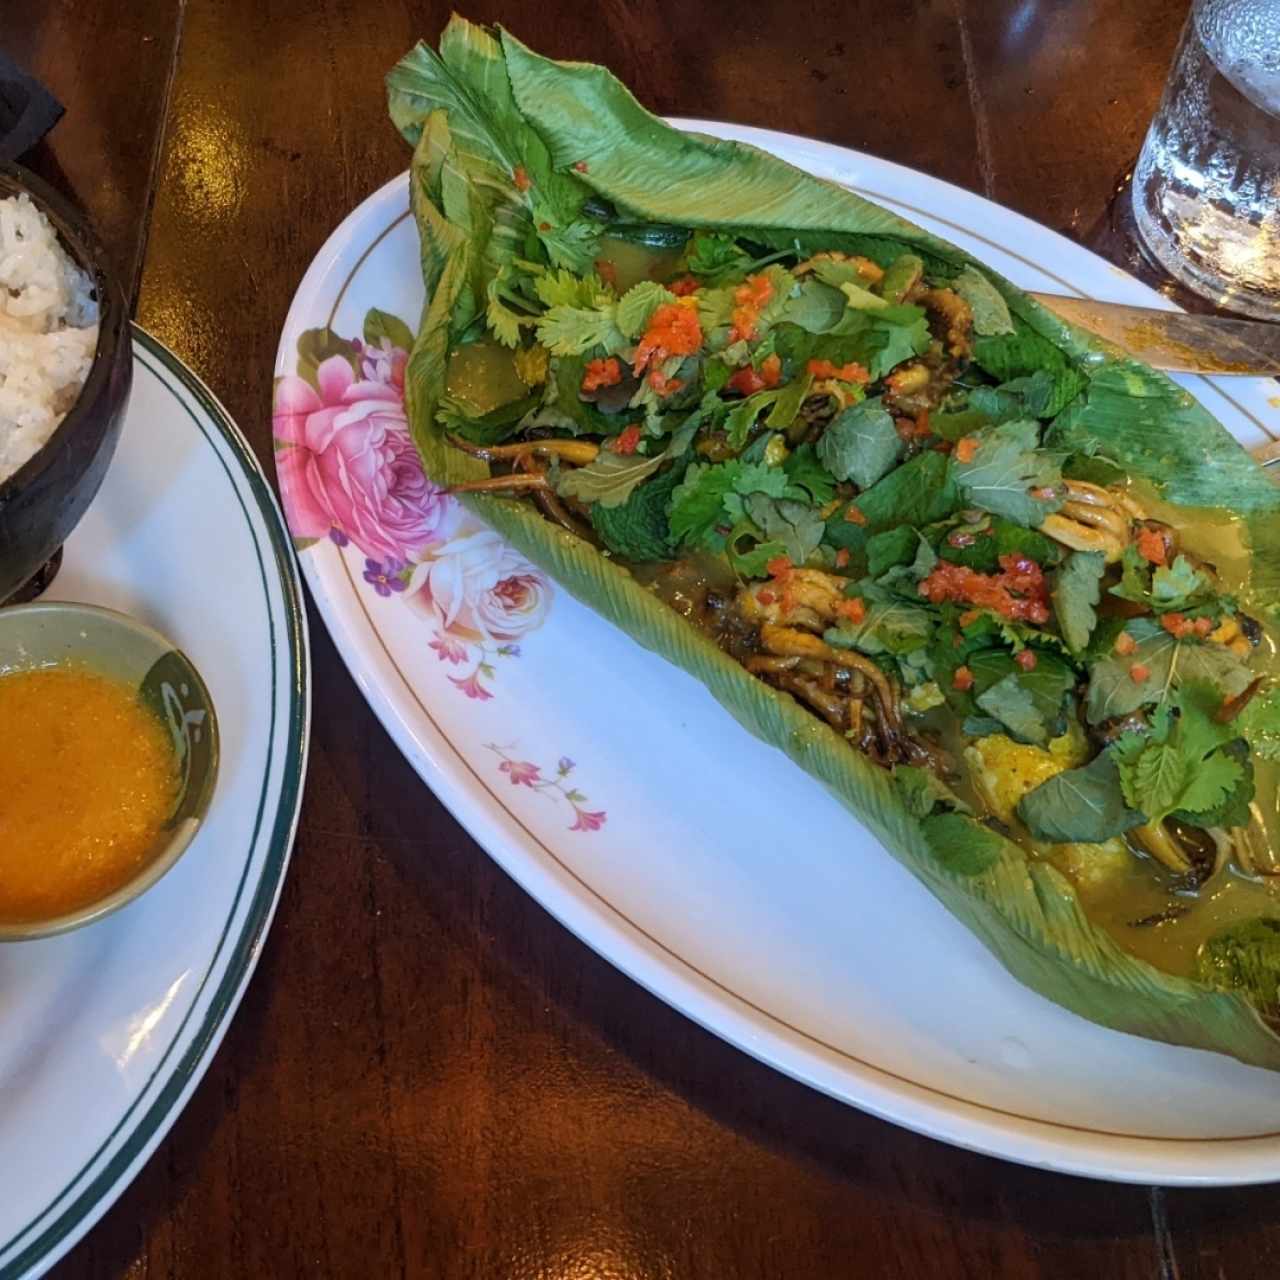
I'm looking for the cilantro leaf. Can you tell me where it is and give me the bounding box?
[1085,619,1254,724]
[668,459,788,549]
[1053,551,1106,654]
[952,419,1064,527]
[686,231,751,279]
[744,494,825,565]
[1109,544,1153,607]
[1112,680,1247,824]
[953,267,1014,337]
[535,302,625,355]
[782,442,836,506]
[1016,749,1145,843]
[532,267,611,309]
[1152,555,1215,611]
[615,281,674,338]
[817,397,902,489]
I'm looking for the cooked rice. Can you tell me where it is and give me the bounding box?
[0,193,100,482]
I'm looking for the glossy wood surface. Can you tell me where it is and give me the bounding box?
[7,0,1277,1275]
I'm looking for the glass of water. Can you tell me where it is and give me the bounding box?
[1131,0,1280,319]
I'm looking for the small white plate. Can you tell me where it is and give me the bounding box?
[273,123,1280,1186]
[0,330,308,1280]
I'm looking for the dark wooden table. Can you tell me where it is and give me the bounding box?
[8,0,1278,1275]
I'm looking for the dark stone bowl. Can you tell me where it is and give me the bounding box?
[0,163,132,602]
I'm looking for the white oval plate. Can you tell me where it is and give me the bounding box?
[273,123,1280,1185]
[0,330,308,1280]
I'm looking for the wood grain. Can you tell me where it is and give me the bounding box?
[27,1,1274,1276]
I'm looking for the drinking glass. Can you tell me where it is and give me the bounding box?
[1131,0,1280,319]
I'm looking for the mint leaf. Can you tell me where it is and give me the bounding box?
[952,419,1063,527]
[842,450,960,533]
[1240,685,1280,761]
[1085,619,1254,724]
[976,673,1048,744]
[972,323,1088,418]
[967,370,1057,423]
[1195,919,1280,1016]
[780,280,847,333]
[921,813,1004,877]
[817,397,902,489]
[589,464,682,561]
[615,281,674,338]
[967,648,1076,737]
[782,443,836,506]
[1053,551,1106,654]
[896,765,971,819]
[1017,749,1145,843]
[824,581,935,657]
[953,267,1014,336]
[725,389,784,451]
[557,448,665,508]
[867,526,920,577]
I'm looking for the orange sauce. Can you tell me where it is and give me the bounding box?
[0,666,179,923]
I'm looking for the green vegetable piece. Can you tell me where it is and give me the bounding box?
[615,281,674,337]
[782,443,836,506]
[1086,619,1253,724]
[879,254,924,306]
[363,307,416,352]
[952,418,1064,527]
[921,813,1004,877]
[1017,750,1145,844]
[1053,551,1106,654]
[589,464,683,561]
[1240,685,1280,762]
[866,526,921,577]
[743,494,825,566]
[1195,918,1280,1018]
[896,764,971,818]
[972,323,1088,418]
[817,398,902,489]
[976,673,1047,744]
[953,266,1014,336]
[824,581,934,657]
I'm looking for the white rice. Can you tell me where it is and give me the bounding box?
[0,193,99,482]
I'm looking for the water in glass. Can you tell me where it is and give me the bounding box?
[1131,0,1280,318]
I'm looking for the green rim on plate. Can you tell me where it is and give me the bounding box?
[0,326,309,1280]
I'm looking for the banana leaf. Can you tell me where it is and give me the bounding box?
[388,17,1280,1070]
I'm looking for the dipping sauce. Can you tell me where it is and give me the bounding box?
[0,665,179,924]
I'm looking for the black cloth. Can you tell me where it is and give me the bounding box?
[0,51,63,163]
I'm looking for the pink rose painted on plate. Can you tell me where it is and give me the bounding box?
[273,310,553,700]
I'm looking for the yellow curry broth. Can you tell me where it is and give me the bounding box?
[0,665,179,923]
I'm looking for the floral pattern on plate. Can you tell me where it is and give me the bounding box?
[272,307,553,700]
[486,744,607,832]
